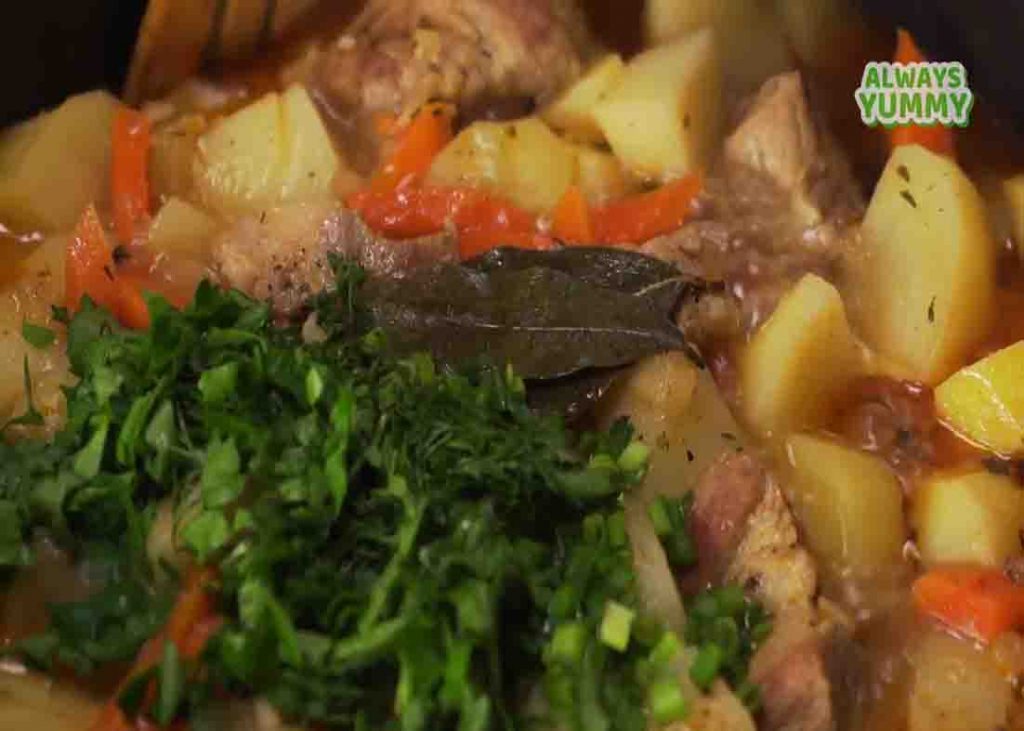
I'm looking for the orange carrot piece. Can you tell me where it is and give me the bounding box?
[371,103,455,192]
[913,566,1024,642]
[66,206,153,330]
[551,186,594,244]
[348,184,553,259]
[888,29,956,157]
[590,174,702,244]
[87,569,219,731]
[111,106,153,244]
[66,205,123,316]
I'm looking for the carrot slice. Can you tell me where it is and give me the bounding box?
[111,106,153,244]
[913,566,1024,642]
[66,206,153,329]
[371,103,455,192]
[348,184,553,259]
[87,569,220,731]
[888,29,956,157]
[551,186,594,245]
[591,174,702,244]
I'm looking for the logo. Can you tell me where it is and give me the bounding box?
[855,62,974,129]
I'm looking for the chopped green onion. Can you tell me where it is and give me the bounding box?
[647,496,673,537]
[617,440,650,473]
[647,677,690,724]
[649,630,684,667]
[548,621,588,666]
[599,600,635,652]
[154,640,184,725]
[713,585,746,617]
[690,643,723,691]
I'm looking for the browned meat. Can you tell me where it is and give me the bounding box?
[686,451,842,731]
[688,452,767,584]
[642,71,864,344]
[313,0,593,170]
[211,201,456,316]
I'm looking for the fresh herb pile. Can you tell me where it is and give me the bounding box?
[0,258,766,730]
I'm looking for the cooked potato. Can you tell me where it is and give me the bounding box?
[593,29,722,181]
[597,352,747,502]
[784,434,906,586]
[0,90,118,232]
[740,273,863,438]
[913,470,1024,568]
[845,145,997,385]
[429,117,578,213]
[935,341,1024,456]
[644,0,792,95]
[194,85,340,215]
[908,630,1012,731]
[541,54,625,143]
[150,113,206,204]
[148,197,220,262]
[0,236,70,429]
[573,146,634,204]
[624,493,686,632]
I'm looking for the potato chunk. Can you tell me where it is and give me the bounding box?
[148,197,220,262]
[592,29,722,181]
[935,341,1024,456]
[597,352,747,502]
[541,54,624,144]
[644,0,792,95]
[428,117,578,213]
[740,273,863,438]
[913,470,1024,568]
[573,145,634,204]
[784,434,906,587]
[908,631,1011,731]
[194,85,340,215]
[0,90,118,232]
[845,145,996,384]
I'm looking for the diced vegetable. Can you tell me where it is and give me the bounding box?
[888,30,956,157]
[599,601,635,651]
[598,352,748,501]
[542,54,625,143]
[907,629,1012,731]
[935,341,1024,456]
[784,434,906,589]
[551,186,593,243]
[111,106,153,243]
[150,113,205,203]
[845,144,996,384]
[147,197,219,262]
[593,29,722,181]
[370,102,454,191]
[194,84,341,215]
[624,494,686,632]
[65,205,150,330]
[428,117,578,213]
[347,185,552,259]
[740,273,863,437]
[913,470,1024,567]
[573,145,634,204]
[590,174,702,244]
[644,0,792,95]
[913,568,1024,643]
[0,90,118,232]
